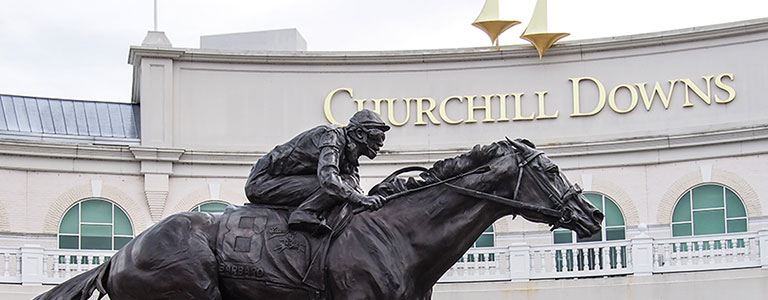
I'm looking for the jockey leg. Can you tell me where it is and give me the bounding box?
[288,190,339,235]
[245,173,320,206]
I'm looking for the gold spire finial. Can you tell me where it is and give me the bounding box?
[472,0,521,46]
[520,0,569,59]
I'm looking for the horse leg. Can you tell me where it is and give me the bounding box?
[105,212,222,300]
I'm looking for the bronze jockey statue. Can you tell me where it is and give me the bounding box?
[245,109,390,235]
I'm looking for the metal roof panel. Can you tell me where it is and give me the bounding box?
[37,99,55,134]
[0,95,10,131]
[96,102,112,137]
[120,105,137,138]
[2,96,19,131]
[0,94,140,141]
[24,97,42,133]
[61,100,78,135]
[49,99,67,134]
[83,102,100,136]
[108,104,125,137]
[12,96,30,132]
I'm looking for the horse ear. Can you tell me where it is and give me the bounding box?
[507,137,527,152]
[517,138,537,149]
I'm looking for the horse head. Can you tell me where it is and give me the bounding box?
[480,138,603,238]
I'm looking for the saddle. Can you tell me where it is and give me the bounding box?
[215,203,352,294]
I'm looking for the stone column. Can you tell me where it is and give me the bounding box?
[759,229,768,268]
[21,245,44,286]
[508,243,531,281]
[631,223,654,276]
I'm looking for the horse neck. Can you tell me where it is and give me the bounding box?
[370,181,510,286]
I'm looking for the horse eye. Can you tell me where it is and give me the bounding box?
[546,165,559,173]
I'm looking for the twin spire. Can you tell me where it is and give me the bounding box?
[472,0,569,59]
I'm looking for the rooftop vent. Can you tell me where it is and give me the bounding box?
[200,28,307,52]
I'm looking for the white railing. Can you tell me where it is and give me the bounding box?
[3,230,768,286]
[0,246,116,285]
[529,240,632,279]
[0,247,22,283]
[653,232,761,273]
[439,247,510,282]
[40,249,116,284]
[439,229,768,283]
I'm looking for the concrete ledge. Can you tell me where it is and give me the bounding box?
[434,268,768,300]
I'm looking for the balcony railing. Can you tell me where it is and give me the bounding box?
[440,229,768,282]
[2,229,767,286]
[0,246,116,285]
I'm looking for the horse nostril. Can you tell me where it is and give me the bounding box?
[592,210,604,222]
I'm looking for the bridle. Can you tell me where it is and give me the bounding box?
[447,149,584,227]
[358,147,583,228]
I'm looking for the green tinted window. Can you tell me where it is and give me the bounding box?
[59,236,78,249]
[606,227,626,241]
[604,200,624,226]
[727,219,747,233]
[693,210,726,235]
[81,236,111,250]
[82,224,111,237]
[60,204,79,234]
[554,230,572,244]
[475,234,494,247]
[672,185,747,237]
[692,185,724,209]
[114,237,132,250]
[200,202,228,213]
[114,208,133,235]
[192,201,229,213]
[58,199,134,250]
[81,200,112,223]
[672,192,692,222]
[673,223,692,236]
[725,189,746,218]
[584,193,603,211]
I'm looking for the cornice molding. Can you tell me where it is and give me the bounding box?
[130,146,185,162]
[2,124,768,176]
[127,18,768,67]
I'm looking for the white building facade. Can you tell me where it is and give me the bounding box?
[1,19,768,299]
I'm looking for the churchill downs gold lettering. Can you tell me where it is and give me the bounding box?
[323,73,736,127]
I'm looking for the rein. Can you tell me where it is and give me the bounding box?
[352,165,490,214]
[355,150,580,224]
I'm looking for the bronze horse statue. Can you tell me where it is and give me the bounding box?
[36,139,602,300]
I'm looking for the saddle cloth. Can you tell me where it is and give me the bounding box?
[215,204,331,291]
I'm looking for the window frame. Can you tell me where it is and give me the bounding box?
[671,183,748,237]
[58,198,134,250]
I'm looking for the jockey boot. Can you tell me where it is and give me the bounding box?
[288,210,332,236]
[289,191,336,236]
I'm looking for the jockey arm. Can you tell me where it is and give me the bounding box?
[317,132,384,211]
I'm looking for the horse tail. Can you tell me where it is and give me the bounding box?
[34,260,110,300]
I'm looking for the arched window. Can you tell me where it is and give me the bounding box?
[190,201,229,213]
[58,199,134,250]
[554,193,626,243]
[672,184,747,236]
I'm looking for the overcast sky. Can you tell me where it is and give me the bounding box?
[1,0,766,103]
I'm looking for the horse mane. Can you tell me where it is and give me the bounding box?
[428,141,510,180]
[371,140,512,196]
